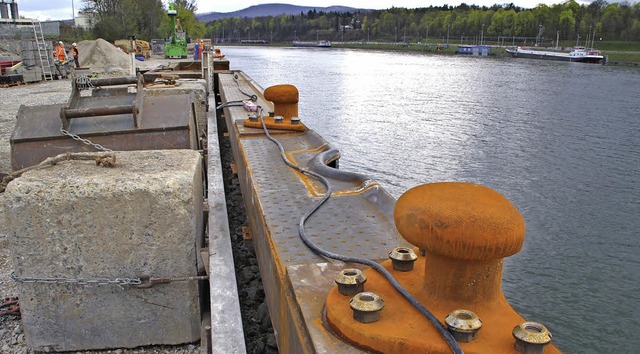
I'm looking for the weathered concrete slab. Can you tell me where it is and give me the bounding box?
[2,149,203,352]
[145,79,209,137]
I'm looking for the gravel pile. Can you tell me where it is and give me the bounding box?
[77,38,131,74]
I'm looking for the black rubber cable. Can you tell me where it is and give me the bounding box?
[254,106,463,354]
[233,73,258,102]
[216,101,245,110]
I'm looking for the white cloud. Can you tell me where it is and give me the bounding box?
[20,9,74,21]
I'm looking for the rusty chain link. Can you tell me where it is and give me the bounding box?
[10,272,208,289]
[75,75,94,90]
[10,272,142,286]
[0,297,20,317]
[60,127,113,152]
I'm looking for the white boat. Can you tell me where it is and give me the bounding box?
[292,40,331,48]
[506,46,604,64]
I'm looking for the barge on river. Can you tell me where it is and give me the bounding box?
[292,40,332,48]
[506,46,604,63]
[2,53,560,353]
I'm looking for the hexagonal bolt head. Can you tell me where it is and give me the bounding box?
[290,116,301,124]
[248,114,258,122]
[444,309,483,342]
[512,322,552,354]
[334,268,367,296]
[274,115,284,123]
[350,292,384,324]
[388,246,418,271]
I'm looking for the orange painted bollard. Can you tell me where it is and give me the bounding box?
[325,182,561,353]
[243,84,306,131]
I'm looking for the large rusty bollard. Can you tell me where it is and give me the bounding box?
[243,84,305,131]
[395,182,524,305]
[325,182,560,353]
[263,84,298,120]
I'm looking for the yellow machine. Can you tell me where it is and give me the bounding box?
[114,37,151,59]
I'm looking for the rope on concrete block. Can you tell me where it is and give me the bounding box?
[0,152,116,193]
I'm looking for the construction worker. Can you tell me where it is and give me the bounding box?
[198,39,204,61]
[53,41,68,79]
[194,40,200,60]
[71,43,79,68]
[54,41,66,61]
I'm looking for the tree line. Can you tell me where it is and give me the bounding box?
[82,0,639,45]
[81,0,205,42]
[205,1,640,45]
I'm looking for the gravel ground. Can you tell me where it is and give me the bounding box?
[0,58,276,353]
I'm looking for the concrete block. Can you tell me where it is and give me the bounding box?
[2,150,203,352]
[145,80,208,136]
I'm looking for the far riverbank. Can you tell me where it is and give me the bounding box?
[219,41,640,67]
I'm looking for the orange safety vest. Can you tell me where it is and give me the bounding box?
[54,45,66,61]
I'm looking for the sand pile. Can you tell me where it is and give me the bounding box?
[77,38,131,73]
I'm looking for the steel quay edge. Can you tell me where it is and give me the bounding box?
[215,70,561,354]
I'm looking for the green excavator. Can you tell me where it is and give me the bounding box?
[164,3,188,58]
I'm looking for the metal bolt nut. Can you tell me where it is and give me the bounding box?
[350,292,384,323]
[335,268,367,296]
[274,115,284,123]
[512,322,552,354]
[290,116,301,124]
[248,113,258,122]
[388,247,418,271]
[268,111,275,117]
[444,309,482,342]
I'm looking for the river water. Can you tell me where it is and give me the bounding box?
[220,46,640,353]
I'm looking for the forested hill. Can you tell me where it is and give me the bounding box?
[196,4,363,22]
[202,1,640,44]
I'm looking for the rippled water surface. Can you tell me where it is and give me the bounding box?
[221,46,640,352]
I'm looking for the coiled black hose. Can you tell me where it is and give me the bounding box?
[255,107,463,354]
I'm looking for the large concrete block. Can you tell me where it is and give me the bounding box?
[2,150,203,352]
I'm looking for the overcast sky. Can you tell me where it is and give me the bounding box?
[17,0,593,21]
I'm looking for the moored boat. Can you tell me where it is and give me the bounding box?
[292,40,331,48]
[506,46,604,63]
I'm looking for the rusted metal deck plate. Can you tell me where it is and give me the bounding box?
[244,135,401,264]
[218,71,409,352]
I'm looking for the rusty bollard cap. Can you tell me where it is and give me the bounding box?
[394,182,525,261]
[263,84,299,104]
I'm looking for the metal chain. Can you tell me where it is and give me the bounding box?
[75,75,94,90]
[11,272,141,286]
[60,127,113,152]
[10,272,208,289]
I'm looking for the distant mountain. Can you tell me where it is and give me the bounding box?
[196,3,365,22]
